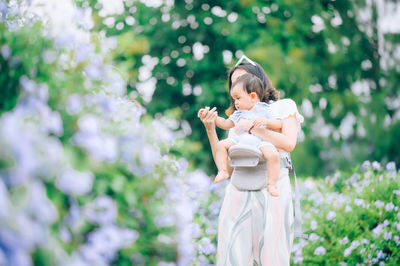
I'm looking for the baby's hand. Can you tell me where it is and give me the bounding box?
[235,119,253,134]
[197,108,205,117]
[253,118,268,128]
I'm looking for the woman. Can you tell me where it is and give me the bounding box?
[198,56,304,265]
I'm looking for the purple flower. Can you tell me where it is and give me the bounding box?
[199,237,216,255]
[308,233,319,242]
[56,169,94,195]
[386,161,396,172]
[339,237,349,245]
[42,50,57,64]
[372,224,384,237]
[0,0,7,21]
[327,211,336,220]
[66,94,82,115]
[384,232,392,240]
[344,247,352,257]
[374,200,384,208]
[1,45,11,59]
[385,202,394,212]
[74,43,93,62]
[372,161,381,170]
[84,196,117,225]
[0,179,10,217]
[361,160,371,171]
[314,246,326,255]
[186,169,211,194]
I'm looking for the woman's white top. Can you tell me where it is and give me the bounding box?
[228,98,304,158]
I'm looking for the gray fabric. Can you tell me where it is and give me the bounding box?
[229,158,289,191]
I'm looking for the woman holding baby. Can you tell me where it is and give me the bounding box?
[198,56,305,265]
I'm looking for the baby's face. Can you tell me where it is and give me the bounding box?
[230,84,255,111]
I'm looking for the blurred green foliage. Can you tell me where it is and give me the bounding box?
[80,0,400,178]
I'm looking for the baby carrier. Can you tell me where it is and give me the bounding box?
[228,144,308,239]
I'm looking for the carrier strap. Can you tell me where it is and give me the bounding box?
[284,157,308,239]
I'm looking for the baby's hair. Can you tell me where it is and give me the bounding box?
[231,73,265,101]
[226,62,280,116]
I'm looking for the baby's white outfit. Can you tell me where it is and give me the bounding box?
[228,102,278,149]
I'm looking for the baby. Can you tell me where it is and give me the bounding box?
[208,73,282,196]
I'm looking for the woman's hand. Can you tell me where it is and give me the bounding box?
[253,118,268,128]
[198,106,217,131]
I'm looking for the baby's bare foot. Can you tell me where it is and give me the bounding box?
[214,171,230,184]
[267,184,279,197]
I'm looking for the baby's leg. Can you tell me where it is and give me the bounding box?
[260,145,280,197]
[215,139,236,184]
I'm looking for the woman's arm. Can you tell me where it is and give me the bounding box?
[266,118,283,130]
[250,114,298,152]
[253,118,282,130]
[198,107,233,175]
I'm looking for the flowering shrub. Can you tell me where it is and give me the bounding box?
[293,161,400,265]
[0,1,219,265]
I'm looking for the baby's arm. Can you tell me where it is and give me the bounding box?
[198,108,234,130]
[253,118,282,130]
[216,116,235,130]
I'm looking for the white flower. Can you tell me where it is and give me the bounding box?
[314,246,326,255]
[327,211,336,221]
[394,190,400,196]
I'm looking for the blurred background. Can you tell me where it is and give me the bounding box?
[89,0,400,178]
[1,0,400,265]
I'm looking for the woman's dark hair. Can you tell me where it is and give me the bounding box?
[226,61,279,116]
